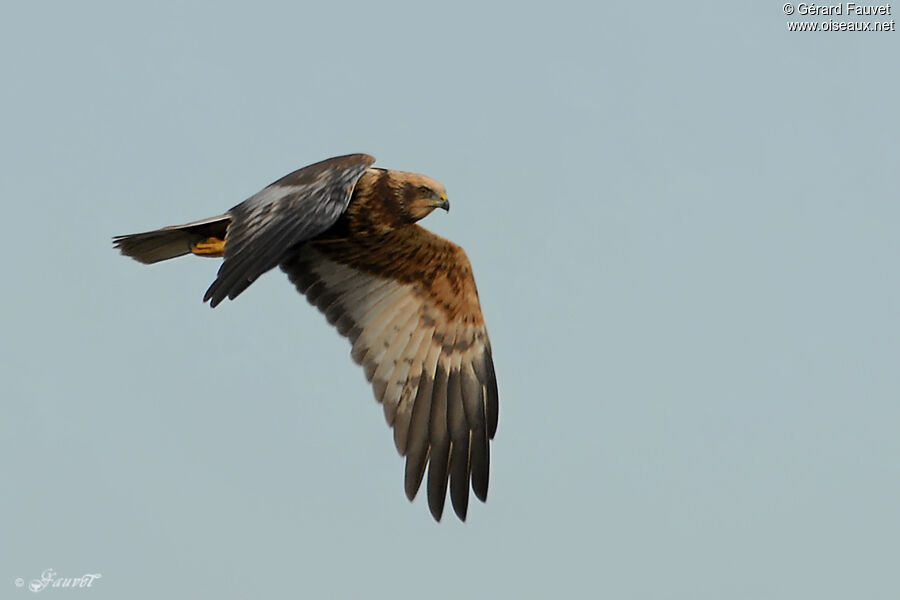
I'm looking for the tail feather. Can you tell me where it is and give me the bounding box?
[114,214,231,264]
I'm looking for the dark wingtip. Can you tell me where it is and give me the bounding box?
[473,469,489,503]
[427,469,448,522]
[203,282,222,307]
[452,501,468,522]
[428,500,445,522]
[405,463,425,502]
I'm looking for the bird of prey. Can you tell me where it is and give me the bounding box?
[114,154,498,521]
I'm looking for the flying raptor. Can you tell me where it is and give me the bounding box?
[114,154,498,521]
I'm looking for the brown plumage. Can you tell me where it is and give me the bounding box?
[113,154,498,521]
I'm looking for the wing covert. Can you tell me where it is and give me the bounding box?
[204,153,375,307]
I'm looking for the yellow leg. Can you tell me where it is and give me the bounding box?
[191,236,226,258]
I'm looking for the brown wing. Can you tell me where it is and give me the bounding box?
[281,227,498,521]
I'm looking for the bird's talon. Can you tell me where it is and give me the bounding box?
[191,237,226,257]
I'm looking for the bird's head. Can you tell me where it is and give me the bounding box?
[353,168,450,231]
[395,172,449,223]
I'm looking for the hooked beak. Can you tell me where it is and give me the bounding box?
[438,194,450,212]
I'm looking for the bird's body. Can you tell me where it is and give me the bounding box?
[114,154,498,521]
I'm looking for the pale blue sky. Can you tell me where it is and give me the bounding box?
[2,1,898,598]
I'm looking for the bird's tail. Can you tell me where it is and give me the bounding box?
[113,214,231,264]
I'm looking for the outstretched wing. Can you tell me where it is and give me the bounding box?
[204,153,376,307]
[281,227,499,521]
